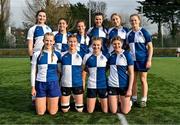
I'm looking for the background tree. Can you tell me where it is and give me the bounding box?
[23,0,70,30]
[68,2,89,32]
[87,1,107,27]
[0,0,10,48]
[137,0,180,41]
[137,0,167,45]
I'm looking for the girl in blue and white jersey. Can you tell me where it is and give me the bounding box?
[127,14,153,107]
[75,20,90,54]
[83,37,109,113]
[60,34,84,113]
[108,13,129,53]
[31,32,61,115]
[27,9,52,61]
[54,18,71,53]
[108,36,134,114]
[87,12,108,54]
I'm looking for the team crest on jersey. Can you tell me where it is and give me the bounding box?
[100,55,104,60]
[139,32,143,36]
[46,26,49,30]
[76,54,79,58]
[119,54,123,58]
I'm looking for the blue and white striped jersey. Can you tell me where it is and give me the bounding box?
[83,52,109,89]
[126,27,152,61]
[31,50,61,86]
[76,33,90,54]
[108,27,129,53]
[87,27,108,53]
[61,51,84,87]
[108,50,134,88]
[53,31,71,52]
[27,24,52,53]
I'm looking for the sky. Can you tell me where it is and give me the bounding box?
[10,0,157,33]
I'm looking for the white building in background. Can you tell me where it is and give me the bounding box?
[6,26,16,48]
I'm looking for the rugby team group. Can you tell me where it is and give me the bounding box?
[27,9,153,116]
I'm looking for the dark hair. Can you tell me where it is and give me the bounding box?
[92,37,102,44]
[76,20,86,27]
[95,12,104,18]
[35,9,46,24]
[58,18,68,24]
[68,34,77,41]
[111,36,123,44]
[93,12,107,37]
[58,18,68,32]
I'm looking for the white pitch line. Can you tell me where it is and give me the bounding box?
[117,113,129,125]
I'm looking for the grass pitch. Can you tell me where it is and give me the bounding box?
[0,57,179,124]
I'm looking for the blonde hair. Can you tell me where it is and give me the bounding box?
[41,32,55,62]
[111,13,122,24]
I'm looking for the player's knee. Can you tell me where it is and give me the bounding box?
[87,108,94,113]
[75,103,84,112]
[102,109,108,113]
[48,110,58,115]
[37,111,45,116]
[61,103,70,113]
[140,77,147,84]
[110,108,117,114]
[121,108,131,115]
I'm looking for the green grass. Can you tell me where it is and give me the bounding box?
[0,57,180,124]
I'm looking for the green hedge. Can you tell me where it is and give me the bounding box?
[0,48,177,57]
[154,48,177,57]
[0,48,28,57]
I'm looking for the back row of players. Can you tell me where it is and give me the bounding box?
[27,10,153,115]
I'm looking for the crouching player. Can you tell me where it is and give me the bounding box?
[60,34,84,113]
[31,32,61,115]
[83,37,108,113]
[108,36,134,114]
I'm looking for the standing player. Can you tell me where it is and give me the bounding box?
[27,9,52,105]
[108,13,129,53]
[108,36,134,114]
[31,32,61,115]
[127,14,153,107]
[87,12,108,54]
[60,35,84,113]
[83,37,108,113]
[27,9,52,61]
[75,20,90,54]
[54,18,71,53]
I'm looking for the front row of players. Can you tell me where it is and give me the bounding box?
[31,33,133,115]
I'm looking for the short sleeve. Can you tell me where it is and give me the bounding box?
[27,26,35,41]
[124,51,134,66]
[141,28,152,44]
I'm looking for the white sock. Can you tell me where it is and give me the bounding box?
[141,97,147,102]
[132,96,137,102]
